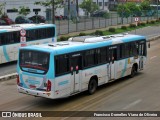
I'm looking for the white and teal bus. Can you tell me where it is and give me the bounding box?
[0,23,56,64]
[17,34,147,99]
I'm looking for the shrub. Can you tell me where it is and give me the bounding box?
[146,20,150,24]
[79,32,86,36]
[95,30,103,35]
[108,27,116,32]
[129,23,136,28]
[59,36,68,41]
[150,20,155,24]
[141,22,146,26]
[137,22,141,26]
[121,26,127,30]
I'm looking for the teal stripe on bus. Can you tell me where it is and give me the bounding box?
[3,46,10,62]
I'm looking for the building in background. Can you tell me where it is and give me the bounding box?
[0,0,111,21]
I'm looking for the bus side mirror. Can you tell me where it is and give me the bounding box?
[148,42,150,48]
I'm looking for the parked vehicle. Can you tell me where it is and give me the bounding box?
[29,15,46,23]
[15,16,33,24]
[91,10,109,17]
[0,19,7,25]
[55,15,67,20]
[0,17,14,25]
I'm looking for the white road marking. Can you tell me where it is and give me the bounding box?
[150,56,157,60]
[123,99,142,110]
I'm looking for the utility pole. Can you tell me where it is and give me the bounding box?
[76,0,79,17]
[103,0,104,10]
[68,0,70,19]
[157,0,159,19]
[52,0,55,24]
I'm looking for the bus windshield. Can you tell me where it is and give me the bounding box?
[19,50,50,74]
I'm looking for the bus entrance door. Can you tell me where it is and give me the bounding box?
[109,46,117,80]
[70,55,82,93]
[139,42,145,70]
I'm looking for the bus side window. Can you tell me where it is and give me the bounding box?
[132,42,138,56]
[55,55,69,76]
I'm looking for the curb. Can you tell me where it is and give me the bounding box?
[147,35,160,42]
[0,35,160,82]
[0,73,17,82]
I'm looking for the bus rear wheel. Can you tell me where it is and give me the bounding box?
[88,79,97,95]
[130,65,136,78]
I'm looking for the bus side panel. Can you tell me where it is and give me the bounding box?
[8,44,20,61]
[0,46,4,64]
[116,57,134,79]
[81,64,109,91]
[54,74,71,98]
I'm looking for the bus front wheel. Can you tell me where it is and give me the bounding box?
[88,79,97,95]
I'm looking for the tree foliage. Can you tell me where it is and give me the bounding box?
[18,6,30,16]
[126,2,142,17]
[0,3,5,17]
[117,4,130,18]
[79,0,99,16]
[117,2,151,18]
[140,0,151,11]
[35,0,64,9]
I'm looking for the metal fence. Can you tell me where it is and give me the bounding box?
[50,12,159,35]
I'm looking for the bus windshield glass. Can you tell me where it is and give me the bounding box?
[19,50,50,74]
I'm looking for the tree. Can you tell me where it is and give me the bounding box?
[140,0,152,16]
[117,4,130,18]
[18,6,30,16]
[140,0,151,11]
[35,0,64,24]
[0,3,5,17]
[117,4,130,24]
[125,2,142,17]
[79,0,99,17]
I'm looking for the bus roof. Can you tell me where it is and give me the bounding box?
[0,23,56,33]
[20,34,146,55]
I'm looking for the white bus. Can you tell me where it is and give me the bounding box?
[0,23,56,64]
[17,34,147,99]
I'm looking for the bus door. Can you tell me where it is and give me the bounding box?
[70,55,82,93]
[108,46,117,80]
[139,41,145,70]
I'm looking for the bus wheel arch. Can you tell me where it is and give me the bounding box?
[130,63,138,78]
[88,75,98,95]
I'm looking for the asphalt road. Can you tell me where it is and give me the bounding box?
[0,38,160,120]
[0,25,160,77]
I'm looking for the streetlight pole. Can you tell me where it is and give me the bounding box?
[76,0,78,17]
[68,0,70,33]
[157,0,159,19]
[52,0,55,24]
[103,0,104,10]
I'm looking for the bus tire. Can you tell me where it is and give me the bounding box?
[130,65,136,78]
[88,79,97,95]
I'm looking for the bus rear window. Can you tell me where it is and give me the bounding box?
[19,50,50,74]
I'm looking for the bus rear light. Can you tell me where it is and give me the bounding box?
[46,80,51,92]
[17,75,20,86]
